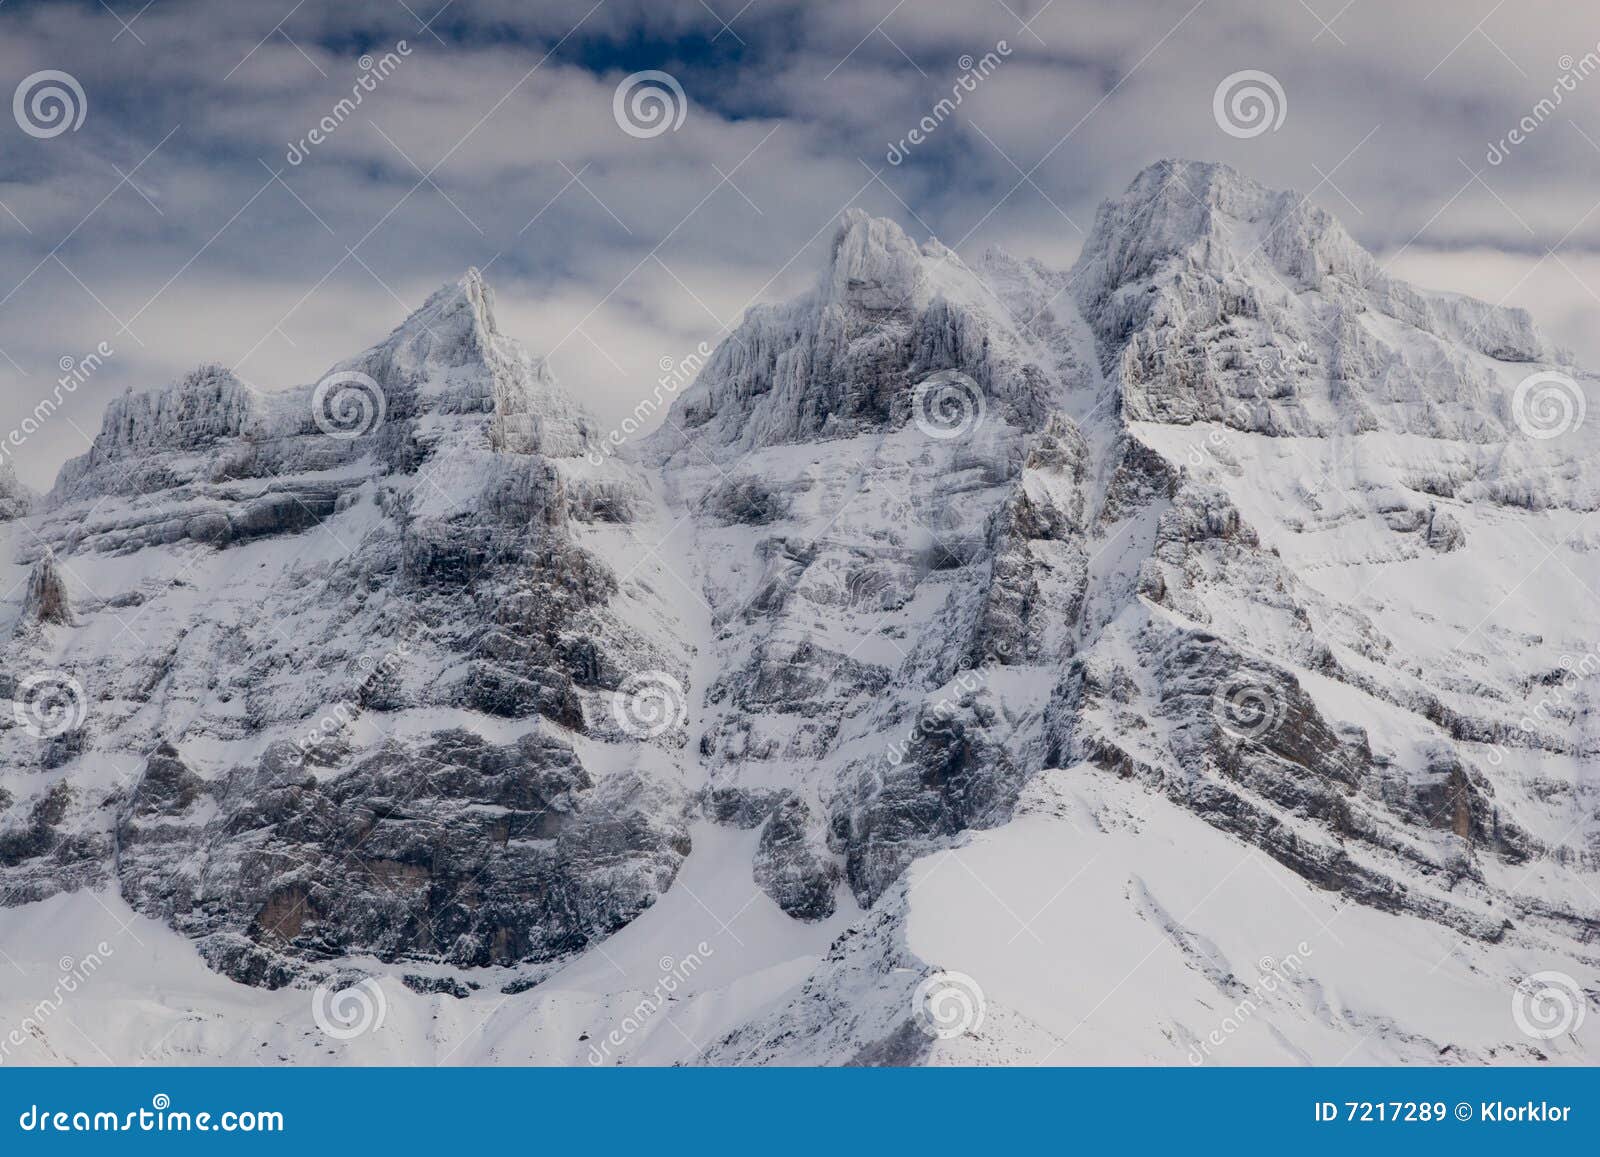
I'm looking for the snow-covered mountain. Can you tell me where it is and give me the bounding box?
[1,160,1595,1065]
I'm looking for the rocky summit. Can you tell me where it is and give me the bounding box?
[1,160,1596,1065]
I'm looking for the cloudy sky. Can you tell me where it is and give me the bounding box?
[2,0,1599,490]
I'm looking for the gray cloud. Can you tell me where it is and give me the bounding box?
[4,0,1600,490]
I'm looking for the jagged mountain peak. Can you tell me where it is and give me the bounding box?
[657,206,1073,456]
[1112,157,1300,222]
[1070,158,1567,455]
[1075,158,1372,303]
[90,363,254,453]
[337,267,603,460]
[331,267,520,398]
[399,266,499,343]
[825,208,988,313]
[46,270,603,509]
[1077,159,1548,357]
[45,364,258,506]
[825,208,929,310]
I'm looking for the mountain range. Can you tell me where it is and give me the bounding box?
[1,159,1595,1065]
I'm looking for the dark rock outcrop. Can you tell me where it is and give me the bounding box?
[116,730,690,985]
[753,795,841,920]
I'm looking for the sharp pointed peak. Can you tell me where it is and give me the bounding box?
[1073,155,1364,294]
[406,267,499,336]
[822,208,989,311]
[1126,157,1252,190]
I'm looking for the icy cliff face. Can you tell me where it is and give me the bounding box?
[647,206,1106,921]
[0,460,31,522]
[666,160,1599,1063]
[1,162,1596,1064]
[1075,159,1549,433]
[2,271,698,988]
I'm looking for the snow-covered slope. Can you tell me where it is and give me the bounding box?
[2,271,701,988]
[1,161,1595,1066]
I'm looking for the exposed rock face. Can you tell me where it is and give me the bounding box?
[1074,161,1546,439]
[752,794,840,920]
[1424,506,1466,552]
[20,551,71,626]
[1,161,1597,1067]
[117,731,689,986]
[686,160,1600,1062]
[650,209,1102,920]
[0,271,697,983]
[0,781,94,883]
